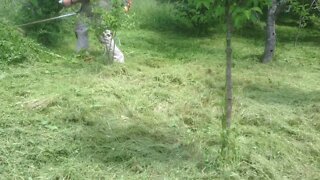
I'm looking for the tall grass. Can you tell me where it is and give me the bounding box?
[128,0,194,32]
[0,0,22,21]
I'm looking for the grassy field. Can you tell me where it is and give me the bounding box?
[1,0,320,179]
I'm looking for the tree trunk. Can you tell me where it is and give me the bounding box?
[262,0,278,63]
[225,0,233,129]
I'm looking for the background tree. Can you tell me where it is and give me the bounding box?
[262,0,319,63]
[194,0,265,129]
[262,0,277,63]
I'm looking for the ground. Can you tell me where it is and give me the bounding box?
[0,19,320,179]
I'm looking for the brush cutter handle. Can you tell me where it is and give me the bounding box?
[59,0,83,7]
[18,12,78,27]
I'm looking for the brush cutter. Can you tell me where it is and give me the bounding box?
[17,12,78,27]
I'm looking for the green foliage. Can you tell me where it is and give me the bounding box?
[171,0,216,33]
[91,0,126,36]
[274,0,319,28]
[17,0,63,46]
[194,0,267,29]
[0,19,63,65]
[138,0,266,33]
[285,0,319,27]
[0,0,22,21]
[129,0,215,34]
[0,19,37,64]
[136,0,183,29]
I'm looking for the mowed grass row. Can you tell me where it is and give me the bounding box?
[1,24,320,179]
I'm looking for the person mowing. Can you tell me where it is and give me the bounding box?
[59,0,132,63]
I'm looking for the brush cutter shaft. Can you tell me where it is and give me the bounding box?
[18,12,77,27]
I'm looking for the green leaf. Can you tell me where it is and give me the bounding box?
[251,7,263,14]
[244,10,251,19]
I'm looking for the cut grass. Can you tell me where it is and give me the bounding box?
[1,13,320,180]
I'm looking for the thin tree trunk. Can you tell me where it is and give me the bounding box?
[262,0,278,63]
[225,0,233,129]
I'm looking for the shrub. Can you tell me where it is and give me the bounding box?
[131,0,192,31]
[0,19,46,64]
[131,0,216,34]
[17,0,63,46]
[171,0,215,33]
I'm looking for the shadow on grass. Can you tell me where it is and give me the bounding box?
[244,83,320,106]
[237,24,320,45]
[76,124,203,171]
[124,30,225,63]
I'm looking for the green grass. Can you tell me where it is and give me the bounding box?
[1,0,320,179]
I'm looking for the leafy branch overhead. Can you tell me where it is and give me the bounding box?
[192,0,266,28]
[91,0,128,35]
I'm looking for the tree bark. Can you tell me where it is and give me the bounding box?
[225,0,233,129]
[262,0,278,63]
